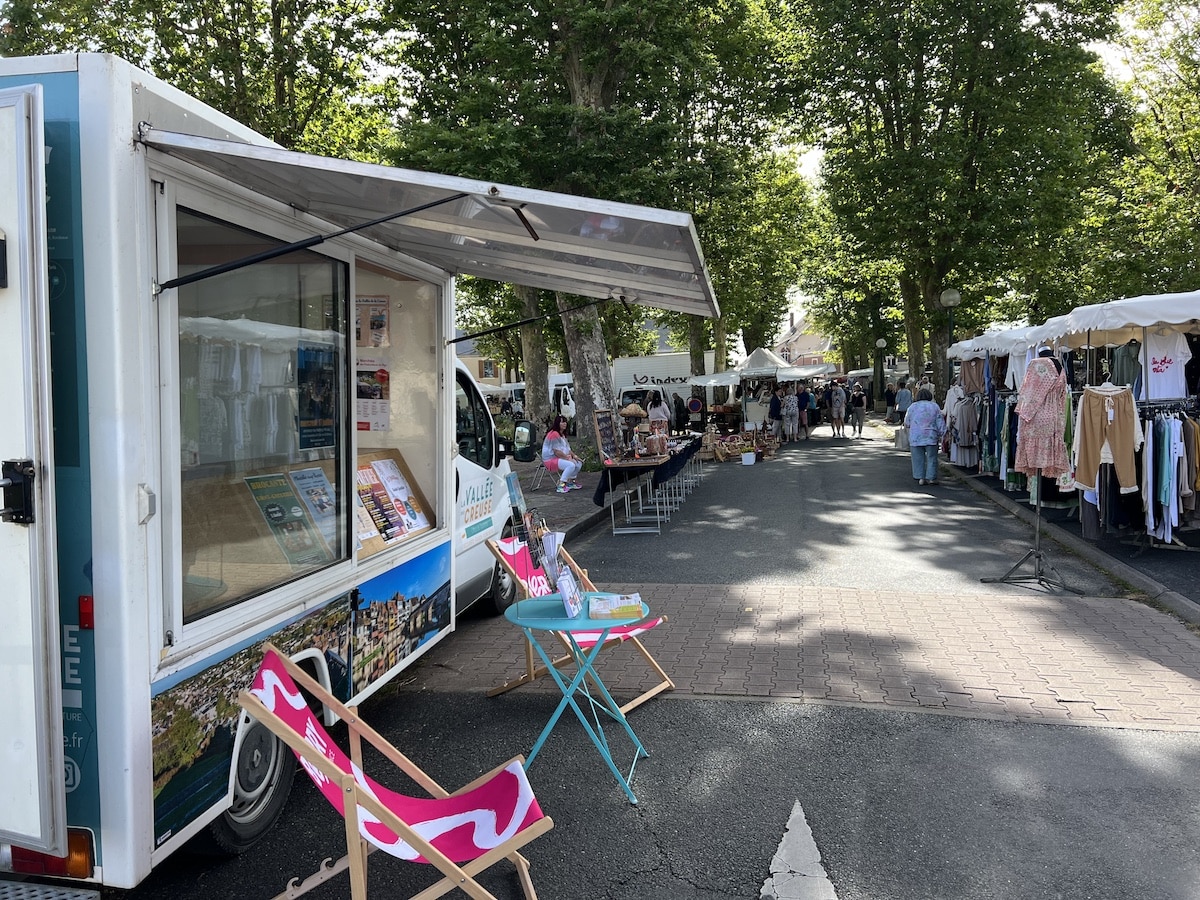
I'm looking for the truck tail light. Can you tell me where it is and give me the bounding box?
[9,828,94,879]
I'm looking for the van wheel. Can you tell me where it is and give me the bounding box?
[198,721,296,855]
[489,522,519,614]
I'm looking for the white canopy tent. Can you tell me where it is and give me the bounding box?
[778,363,836,380]
[1026,289,1200,349]
[736,347,793,379]
[686,350,832,389]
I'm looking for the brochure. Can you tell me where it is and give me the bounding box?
[540,531,564,582]
[588,592,644,620]
[557,568,584,618]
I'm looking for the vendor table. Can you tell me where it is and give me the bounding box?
[592,437,702,535]
[504,595,651,804]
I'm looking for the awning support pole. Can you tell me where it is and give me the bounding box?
[155,192,469,293]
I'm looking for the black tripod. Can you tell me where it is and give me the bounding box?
[981,469,1082,594]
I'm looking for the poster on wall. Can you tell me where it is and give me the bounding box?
[356,356,391,431]
[355,296,391,348]
[296,342,338,450]
[350,542,452,694]
[244,474,333,568]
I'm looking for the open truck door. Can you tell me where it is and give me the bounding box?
[0,84,65,856]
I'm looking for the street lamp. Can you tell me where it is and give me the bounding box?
[939,288,962,388]
[874,337,887,407]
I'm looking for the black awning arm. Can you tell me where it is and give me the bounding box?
[449,295,633,344]
[155,192,469,293]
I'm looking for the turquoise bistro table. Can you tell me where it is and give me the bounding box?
[504,594,651,803]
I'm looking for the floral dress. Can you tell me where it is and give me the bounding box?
[1013,357,1069,476]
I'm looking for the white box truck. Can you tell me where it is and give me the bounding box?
[0,53,715,895]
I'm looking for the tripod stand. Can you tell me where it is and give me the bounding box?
[981,468,1082,594]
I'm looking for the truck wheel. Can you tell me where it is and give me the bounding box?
[489,522,519,614]
[201,720,296,855]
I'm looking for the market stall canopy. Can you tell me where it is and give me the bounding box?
[736,348,792,379]
[778,363,836,380]
[141,129,718,318]
[946,325,1038,359]
[687,370,741,388]
[1029,289,1200,349]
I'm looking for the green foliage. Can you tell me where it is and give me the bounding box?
[0,0,397,156]
[786,0,1127,383]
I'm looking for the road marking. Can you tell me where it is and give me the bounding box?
[760,800,838,900]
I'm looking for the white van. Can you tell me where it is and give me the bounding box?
[453,360,520,614]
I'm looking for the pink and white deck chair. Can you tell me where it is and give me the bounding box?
[486,536,674,714]
[239,643,553,900]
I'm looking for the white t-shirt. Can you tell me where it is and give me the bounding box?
[1143,330,1192,400]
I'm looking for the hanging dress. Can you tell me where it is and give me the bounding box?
[1013,357,1070,477]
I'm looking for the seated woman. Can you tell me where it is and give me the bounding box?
[541,414,583,493]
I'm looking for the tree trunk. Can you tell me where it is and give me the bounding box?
[687,314,706,375]
[517,285,551,430]
[898,273,926,391]
[713,315,730,405]
[556,292,614,461]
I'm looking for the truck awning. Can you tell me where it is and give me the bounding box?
[141,129,718,318]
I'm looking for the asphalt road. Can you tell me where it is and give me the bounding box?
[571,432,1124,597]
[104,428,1200,899]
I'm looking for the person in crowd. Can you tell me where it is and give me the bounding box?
[849,382,868,437]
[895,379,913,422]
[647,390,673,432]
[672,392,689,434]
[541,413,583,493]
[767,385,784,439]
[884,382,897,423]
[830,380,847,437]
[782,386,800,443]
[906,387,946,485]
[806,384,819,434]
[821,381,833,426]
[796,382,812,440]
[499,396,513,416]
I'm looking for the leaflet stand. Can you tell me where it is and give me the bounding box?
[981,468,1083,594]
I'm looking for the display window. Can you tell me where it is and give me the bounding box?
[155,166,448,659]
[174,208,351,622]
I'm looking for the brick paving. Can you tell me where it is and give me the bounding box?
[405,582,1200,732]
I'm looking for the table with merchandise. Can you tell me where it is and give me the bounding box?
[504,593,652,803]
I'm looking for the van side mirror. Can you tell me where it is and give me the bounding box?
[512,419,538,463]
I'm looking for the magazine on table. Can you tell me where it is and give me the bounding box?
[588,592,644,620]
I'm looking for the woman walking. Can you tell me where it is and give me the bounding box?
[905,388,946,485]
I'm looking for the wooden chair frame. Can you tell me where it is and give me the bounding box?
[239,643,554,900]
[485,538,674,715]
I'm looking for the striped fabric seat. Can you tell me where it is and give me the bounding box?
[487,535,674,714]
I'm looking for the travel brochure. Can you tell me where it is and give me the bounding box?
[355,458,431,546]
[244,473,334,569]
[556,568,584,618]
[588,592,644,620]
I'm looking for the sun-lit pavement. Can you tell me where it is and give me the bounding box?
[423,419,1200,732]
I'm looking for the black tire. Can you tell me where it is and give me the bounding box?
[489,520,519,615]
[198,719,296,855]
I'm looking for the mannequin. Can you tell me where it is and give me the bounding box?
[1037,345,1063,374]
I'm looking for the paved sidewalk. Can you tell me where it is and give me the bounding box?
[430,424,1200,733]
[410,580,1200,731]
